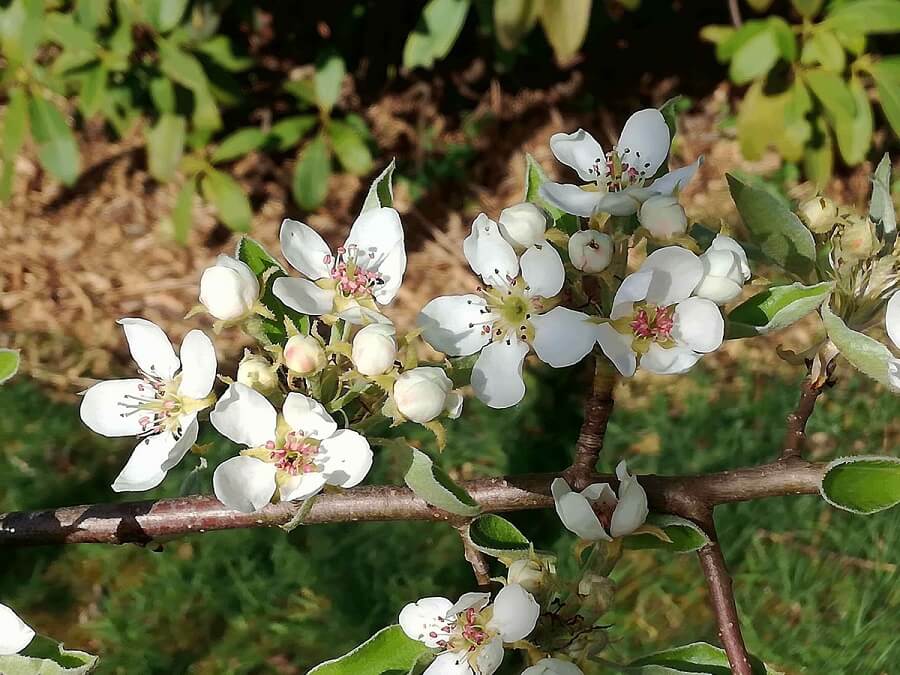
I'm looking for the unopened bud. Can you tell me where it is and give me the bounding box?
[568,230,613,274]
[236,351,279,395]
[498,202,549,250]
[638,194,688,240]
[839,214,877,261]
[284,334,326,376]
[393,367,462,423]
[799,196,839,234]
[351,324,397,376]
[199,255,259,321]
[694,234,751,304]
[506,558,549,596]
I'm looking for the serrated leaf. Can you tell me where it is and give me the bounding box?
[869,153,896,248]
[329,119,373,175]
[211,128,267,164]
[361,159,396,213]
[626,641,778,674]
[821,303,897,389]
[1,87,29,201]
[729,24,779,85]
[727,281,832,337]
[403,0,470,69]
[834,76,872,165]
[0,636,100,674]
[314,50,345,113]
[308,625,433,675]
[28,97,81,186]
[467,513,531,558]
[201,169,252,232]
[147,114,186,181]
[236,236,285,276]
[494,0,540,50]
[824,0,900,35]
[820,456,900,515]
[523,153,579,233]
[404,448,480,516]
[293,133,331,211]
[624,514,711,553]
[0,348,21,384]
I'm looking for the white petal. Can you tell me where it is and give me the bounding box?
[551,478,610,541]
[283,392,337,440]
[522,658,584,675]
[117,318,180,380]
[672,297,724,353]
[445,391,464,419]
[346,207,405,261]
[709,234,751,279]
[595,324,636,377]
[471,338,529,408]
[531,307,597,367]
[539,182,604,217]
[463,214,519,287]
[215,253,260,289]
[280,218,333,279]
[617,108,670,177]
[80,379,150,437]
[641,247,703,306]
[272,277,336,316]
[889,358,900,389]
[337,304,392,325]
[111,418,198,492]
[611,270,654,320]
[161,414,200,471]
[213,455,278,513]
[424,651,473,675]
[610,461,649,538]
[370,242,407,305]
[581,482,618,511]
[447,592,491,617]
[399,597,454,648]
[178,330,217,399]
[0,603,35,655]
[549,129,605,182]
[521,244,565,298]
[594,187,647,216]
[475,636,505,675]
[279,472,328,502]
[418,295,493,356]
[649,156,703,196]
[886,291,900,350]
[210,382,277,448]
[488,584,540,642]
[318,429,373,488]
[640,343,703,375]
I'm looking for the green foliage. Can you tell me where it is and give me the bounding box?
[404,448,481,516]
[821,303,897,389]
[0,637,99,674]
[727,281,832,337]
[0,348,20,384]
[820,456,900,514]
[308,625,432,675]
[467,513,532,557]
[627,641,778,674]
[624,514,711,554]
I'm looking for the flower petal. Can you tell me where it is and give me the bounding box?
[886,291,900,350]
[522,658,585,675]
[539,182,604,217]
[549,129,605,182]
[447,592,491,617]
[551,477,610,541]
[595,324,637,377]
[117,318,180,380]
[471,337,529,408]
[445,391,464,419]
[418,295,493,357]
[521,244,565,298]
[345,206,405,260]
[581,482,617,511]
[370,242,407,305]
[617,108,670,178]
[318,429,374,488]
[531,307,597,367]
[399,596,454,648]
[488,583,540,642]
[424,651,473,675]
[641,247,703,306]
[280,218,333,279]
[279,472,328,502]
[80,378,152,437]
[213,455,278,513]
[337,304,392,325]
[111,418,198,492]
[463,214,519,288]
[639,343,703,375]
[610,461,649,538]
[178,330,217,399]
[272,277,336,316]
[283,392,338,440]
[215,254,260,290]
[611,270,654,320]
[648,156,703,196]
[210,382,277,448]
[672,297,724,353]
[475,636,505,675]
[0,603,35,655]
[161,414,200,471]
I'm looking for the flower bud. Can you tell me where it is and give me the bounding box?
[693,234,751,304]
[284,334,326,376]
[236,351,279,395]
[199,255,260,321]
[576,572,615,622]
[498,202,548,250]
[506,558,549,596]
[638,194,688,239]
[393,367,462,423]
[839,214,877,261]
[352,324,398,376]
[568,230,613,274]
[799,195,839,234]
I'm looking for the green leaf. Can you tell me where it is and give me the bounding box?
[821,303,897,389]
[236,236,285,276]
[28,97,81,186]
[627,641,778,674]
[267,115,318,152]
[699,25,736,48]
[834,76,872,165]
[0,0,44,65]
[211,128,267,164]
[361,159,396,213]
[201,169,252,232]
[800,30,846,73]
[820,456,900,515]
[0,636,100,674]
[768,17,797,62]
[869,153,896,247]
[170,179,195,245]
[78,63,108,118]
[803,69,857,121]
[403,0,471,69]
[194,35,253,72]
[75,0,110,31]
[624,514,711,554]
[825,0,900,35]
[314,50,346,113]
[329,120,373,175]
[792,0,824,17]
[467,513,531,558]
[157,37,221,130]
[147,114,186,182]
[539,0,591,63]
[0,348,20,384]
[804,115,834,189]
[494,0,541,50]
[726,174,816,277]
[293,133,331,211]
[144,0,189,33]
[1,88,29,201]
[523,153,579,233]
[716,21,768,62]
[45,12,96,52]
[308,625,433,675]
[871,57,900,138]
[404,448,481,516]
[727,281,833,337]
[729,24,780,85]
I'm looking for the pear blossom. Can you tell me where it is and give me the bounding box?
[568,230,613,274]
[352,323,398,376]
[884,291,900,388]
[236,350,279,395]
[418,214,597,408]
[211,383,372,512]
[638,194,688,240]
[284,334,326,375]
[694,235,751,304]
[540,108,702,217]
[522,658,584,675]
[199,255,260,321]
[799,195,839,234]
[0,603,35,655]
[551,461,648,541]
[498,202,550,251]
[594,247,725,376]
[393,367,463,423]
[273,208,405,325]
[80,319,217,492]
[399,584,540,675]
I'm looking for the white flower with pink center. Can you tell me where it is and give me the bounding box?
[0,603,35,655]
[210,383,373,513]
[540,108,702,217]
[272,207,405,325]
[80,318,217,492]
[399,584,540,675]
[595,247,725,376]
[418,214,597,409]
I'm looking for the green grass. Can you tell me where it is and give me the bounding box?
[1,363,898,674]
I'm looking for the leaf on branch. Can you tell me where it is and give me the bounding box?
[523,153,579,233]
[466,513,531,558]
[625,641,781,673]
[404,448,480,516]
[726,281,833,338]
[360,158,396,214]
[308,625,434,675]
[869,153,896,251]
[0,636,100,674]
[821,304,898,390]
[624,514,712,554]
[820,455,900,515]
[0,348,21,385]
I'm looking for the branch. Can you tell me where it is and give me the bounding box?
[0,460,827,547]
[456,524,492,589]
[727,0,743,28]
[568,358,617,485]
[781,377,824,460]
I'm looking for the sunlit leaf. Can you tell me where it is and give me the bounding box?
[494,0,540,50]
[314,50,345,113]
[28,96,81,186]
[0,636,100,674]
[467,513,531,558]
[211,127,267,164]
[404,448,481,516]
[147,114,186,181]
[820,456,900,515]
[539,0,591,64]
[821,303,897,389]
[627,641,779,674]
[292,133,331,211]
[0,348,20,384]
[1,87,29,201]
[308,625,433,675]
[624,514,711,553]
[403,0,471,69]
[201,169,252,232]
[825,0,900,35]
[727,281,832,337]
[329,120,373,175]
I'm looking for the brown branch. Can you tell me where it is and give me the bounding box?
[0,460,827,547]
[568,358,617,486]
[781,377,824,460]
[456,524,492,589]
[727,0,743,27]
[696,512,752,675]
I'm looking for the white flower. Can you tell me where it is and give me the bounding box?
[284,334,327,375]
[399,584,540,675]
[199,255,260,321]
[0,603,35,655]
[80,319,217,492]
[568,230,613,274]
[694,235,751,304]
[211,383,372,512]
[522,658,584,675]
[539,108,702,217]
[884,291,900,388]
[594,247,725,376]
[551,461,648,541]
[236,350,279,395]
[418,214,597,408]
[498,202,549,250]
[393,367,462,423]
[273,208,406,324]
[352,323,398,376]
[638,194,688,239]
